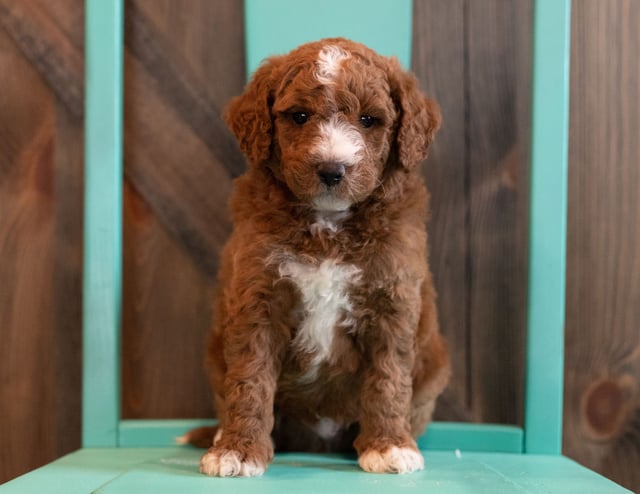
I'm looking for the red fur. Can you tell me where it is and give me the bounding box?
[193,38,450,476]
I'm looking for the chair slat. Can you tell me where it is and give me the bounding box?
[524,0,572,454]
[82,0,124,448]
[244,0,412,75]
[79,0,573,457]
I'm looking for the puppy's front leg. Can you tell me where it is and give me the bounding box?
[200,322,283,477]
[354,313,423,474]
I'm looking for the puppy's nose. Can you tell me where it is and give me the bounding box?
[317,163,345,187]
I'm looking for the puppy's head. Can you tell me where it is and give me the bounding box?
[225,38,440,212]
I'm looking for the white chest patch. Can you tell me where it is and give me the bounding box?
[278,258,361,372]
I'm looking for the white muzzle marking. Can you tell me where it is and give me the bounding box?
[313,115,364,167]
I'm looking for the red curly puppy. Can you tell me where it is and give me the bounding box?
[190,38,450,477]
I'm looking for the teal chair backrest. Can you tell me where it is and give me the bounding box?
[82,0,571,455]
[244,0,413,73]
[83,0,123,448]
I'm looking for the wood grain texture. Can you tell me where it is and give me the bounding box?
[466,0,528,425]
[125,0,244,178]
[0,16,83,482]
[121,183,215,419]
[0,0,245,281]
[0,0,83,119]
[32,0,84,51]
[121,0,245,281]
[412,0,471,422]
[414,0,530,425]
[120,0,246,418]
[49,99,84,459]
[564,1,640,491]
[1,1,639,491]
[123,49,233,280]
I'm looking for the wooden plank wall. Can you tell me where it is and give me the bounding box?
[412,0,531,425]
[120,0,245,419]
[564,1,640,490]
[0,1,638,491]
[0,0,84,482]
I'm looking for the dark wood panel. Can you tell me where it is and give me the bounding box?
[1,1,638,491]
[125,0,245,178]
[0,18,82,482]
[32,0,84,50]
[0,0,83,119]
[415,0,531,426]
[466,0,529,425]
[121,0,246,418]
[120,0,246,282]
[49,99,83,458]
[122,183,215,419]
[564,1,640,491]
[412,0,471,422]
[1,0,245,281]
[135,0,245,115]
[123,49,233,279]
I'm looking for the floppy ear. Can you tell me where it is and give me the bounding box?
[224,56,283,166]
[388,58,441,170]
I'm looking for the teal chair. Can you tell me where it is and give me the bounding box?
[1,0,631,492]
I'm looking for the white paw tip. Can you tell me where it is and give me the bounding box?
[213,428,223,445]
[359,446,424,474]
[200,449,265,477]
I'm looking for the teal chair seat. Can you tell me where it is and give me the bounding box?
[0,0,631,492]
[2,448,627,493]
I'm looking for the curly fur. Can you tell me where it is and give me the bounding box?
[192,38,450,477]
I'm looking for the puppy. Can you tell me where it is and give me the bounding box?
[192,38,450,477]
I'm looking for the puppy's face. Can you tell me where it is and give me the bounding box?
[271,45,396,212]
[225,38,441,212]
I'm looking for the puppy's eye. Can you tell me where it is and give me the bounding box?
[291,112,309,125]
[359,115,377,128]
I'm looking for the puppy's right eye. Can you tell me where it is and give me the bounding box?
[291,112,309,125]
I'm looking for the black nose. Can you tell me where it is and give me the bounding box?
[317,163,345,187]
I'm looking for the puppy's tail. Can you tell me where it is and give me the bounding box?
[175,425,219,449]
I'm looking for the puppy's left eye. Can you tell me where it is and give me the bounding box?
[291,112,309,125]
[359,115,377,128]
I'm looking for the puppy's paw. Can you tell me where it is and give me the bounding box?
[200,448,266,477]
[358,446,424,474]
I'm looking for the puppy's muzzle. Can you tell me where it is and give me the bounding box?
[317,162,346,187]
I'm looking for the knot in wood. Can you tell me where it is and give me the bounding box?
[581,377,633,441]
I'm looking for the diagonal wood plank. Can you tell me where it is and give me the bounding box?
[0,0,83,119]
[120,0,248,420]
[120,0,246,420]
[0,0,243,281]
[125,0,245,179]
[123,49,233,279]
[0,24,83,481]
[32,0,84,51]
[121,182,216,420]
